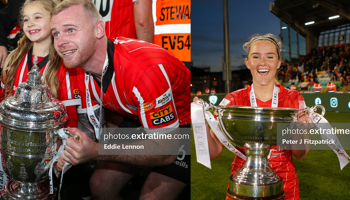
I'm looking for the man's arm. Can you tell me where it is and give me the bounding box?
[62,127,176,168]
[60,111,177,168]
[77,112,96,140]
[0,0,25,68]
[133,0,154,43]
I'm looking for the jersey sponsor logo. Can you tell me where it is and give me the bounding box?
[155,89,172,108]
[143,100,156,112]
[73,89,80,99]
[219,98,230,106]
[150,105,175,126]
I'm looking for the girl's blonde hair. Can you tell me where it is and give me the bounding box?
[243,33,282,85]
[243,33,282,59]
[2,0,61,99]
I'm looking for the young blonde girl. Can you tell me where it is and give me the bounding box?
[1,0,80,127]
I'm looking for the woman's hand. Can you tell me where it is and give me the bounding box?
[291,110,314,160]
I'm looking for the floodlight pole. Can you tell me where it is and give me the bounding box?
[223,0,231,93]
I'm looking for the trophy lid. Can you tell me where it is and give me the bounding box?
[0,56,68,131]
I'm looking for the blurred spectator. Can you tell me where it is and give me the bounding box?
[313,81,322,93]
[341,72,348,86]
[320,61,327,71]
[0,0,25,68]
[196,90,202,95]
[205,88,210,94]
[280,60,288,71]
[287,64,293,79]
[292,64,298,79]
[327,81,337,93]
[334,66,341,81]
[0,0,7,10]
[312,69,317,82]
[291,83,297,91]
[298,61,304,73]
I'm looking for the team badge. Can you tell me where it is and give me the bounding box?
[143,100,156,112]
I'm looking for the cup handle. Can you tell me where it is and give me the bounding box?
[42,128,78,172]
[56,128,79,141]
[308,104,326,116]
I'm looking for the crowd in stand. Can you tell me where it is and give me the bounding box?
[278,43,350,90]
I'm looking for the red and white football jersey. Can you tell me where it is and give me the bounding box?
[78,37,190,131]
[94,0,137,40]
[222,85,305,200]
[0,50,81,127]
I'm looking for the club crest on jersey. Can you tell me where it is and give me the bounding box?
[155,89,172,108]
[150,105,175,126]
[143,100,156,112]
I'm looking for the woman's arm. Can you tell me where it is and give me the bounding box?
[208,128,224,160]
[193,96,224,160]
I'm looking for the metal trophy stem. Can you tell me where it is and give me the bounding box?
[0,58,68,199]
[227,142,284,200]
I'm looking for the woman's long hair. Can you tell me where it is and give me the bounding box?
[1,0,61,99]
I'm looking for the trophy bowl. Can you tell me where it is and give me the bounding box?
[0,65,68,200]
[216,106,299,200]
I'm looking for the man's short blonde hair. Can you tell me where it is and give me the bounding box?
[51,0,100,23]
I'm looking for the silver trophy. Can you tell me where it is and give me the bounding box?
[203,102,325,200]
[0,57,73,199]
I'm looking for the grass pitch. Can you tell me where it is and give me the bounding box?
[191,112,350,200]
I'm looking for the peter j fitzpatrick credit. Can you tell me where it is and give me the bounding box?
[282,139,335,145]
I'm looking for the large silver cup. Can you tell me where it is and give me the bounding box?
[0,64,69,199]
[215,106,300,200]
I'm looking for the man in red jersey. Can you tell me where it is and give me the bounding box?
[51,0,190,199]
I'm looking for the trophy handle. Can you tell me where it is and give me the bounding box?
[42,128,78,172]
[217,109,234,141]
[308,104,326,116]
[56,128,79,141]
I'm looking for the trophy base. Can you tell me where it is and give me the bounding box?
[227,190,285,200]
[1,180,56,200]
[227,174,285,200]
